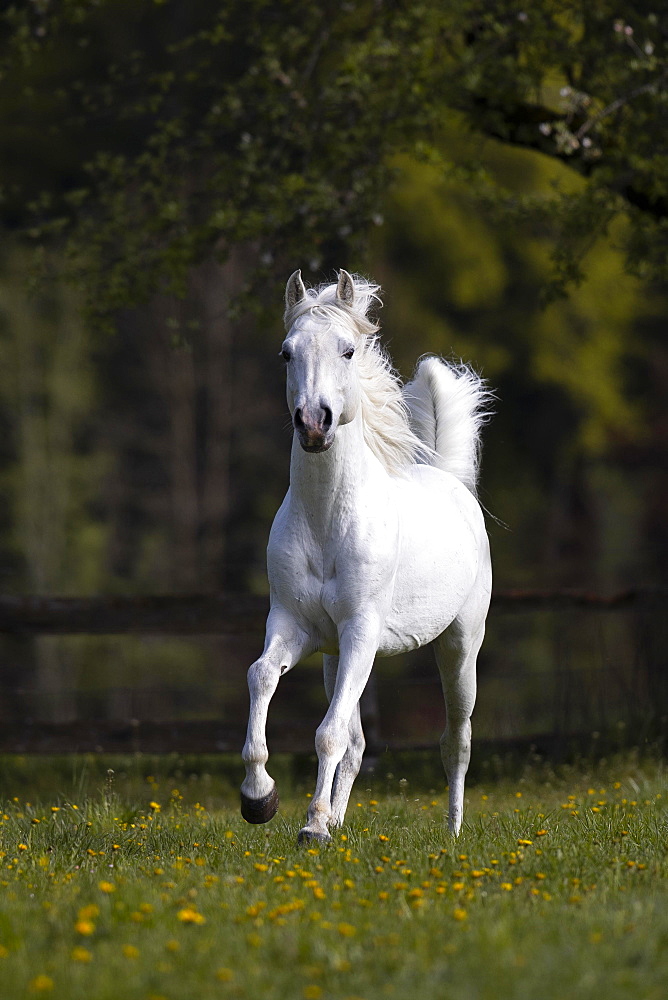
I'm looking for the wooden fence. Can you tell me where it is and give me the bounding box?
[0,589,653,636]
[0,589,665,755]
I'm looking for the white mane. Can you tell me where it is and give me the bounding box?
[284,276,428,476]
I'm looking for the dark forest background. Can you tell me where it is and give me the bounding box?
[0,1,666,743]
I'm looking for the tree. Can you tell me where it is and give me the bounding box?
[1,1,447,320]
[444,2,668,289]
[1,1,666,317]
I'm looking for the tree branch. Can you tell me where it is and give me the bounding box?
[462,94,668,223]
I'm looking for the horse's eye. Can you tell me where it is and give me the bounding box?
[343,347,355,360]
[281,348,291,362]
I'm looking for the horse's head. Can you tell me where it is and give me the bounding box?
[281,269,362,454]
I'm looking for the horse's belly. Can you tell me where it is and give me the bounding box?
[377,589,460,657]
[377,476,486,656]
[378,593,462,655]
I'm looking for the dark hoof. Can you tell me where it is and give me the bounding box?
[240,786,279,824]
[297,828,332,846]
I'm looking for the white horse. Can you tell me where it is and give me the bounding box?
[241,269,492,843]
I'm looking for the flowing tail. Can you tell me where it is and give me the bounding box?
[403,356,493,496]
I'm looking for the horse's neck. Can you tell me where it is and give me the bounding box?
[289,416,371,526]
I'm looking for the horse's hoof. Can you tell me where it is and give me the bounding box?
[240,786,279,824]
[297,828,331,846]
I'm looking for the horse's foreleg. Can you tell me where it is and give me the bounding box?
[298,629,377,844]
[241,617,309,824]
[323,654,366,827]
[434,620,485,836]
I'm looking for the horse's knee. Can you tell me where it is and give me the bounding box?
[247,658,279,698]
[315,718,348,762]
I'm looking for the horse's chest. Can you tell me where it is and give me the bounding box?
[269,526,377,632]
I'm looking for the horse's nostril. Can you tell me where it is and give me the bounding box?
[294,407,305,430]
[322,406,332,430]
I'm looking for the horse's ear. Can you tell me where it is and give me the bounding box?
[336,269,355,307]
[285,270,306,310]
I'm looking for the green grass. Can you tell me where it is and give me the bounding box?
[0,753,665,1000]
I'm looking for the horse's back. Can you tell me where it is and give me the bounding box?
[377,464,489,656]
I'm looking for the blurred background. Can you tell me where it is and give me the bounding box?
[0,1,666,754]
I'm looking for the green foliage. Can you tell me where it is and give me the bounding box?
[446,1,668,283]
[2,0,666,320]
[0,754,665,999]
[0,1,449,320]
[0,251,109,593]
[374,154,648,452]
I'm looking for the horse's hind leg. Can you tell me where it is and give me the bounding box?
[434,614,486,836]
[240,611,309,824]
[323,654,365,827]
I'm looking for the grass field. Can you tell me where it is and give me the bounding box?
[0,751,665,1000]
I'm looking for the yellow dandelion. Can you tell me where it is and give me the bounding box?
[177,907,206,925]
[337,922,356,937]
[29,975,54,992]
[71,947,92,963]
[74,920,95,936]
[453,908,467,921]
[18,844,28,852]
[123,944,140,959]
[98,881,115,893]
[378,834,389,842]
[500,883,513,891]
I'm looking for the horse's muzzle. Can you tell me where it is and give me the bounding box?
[294,405,333,452]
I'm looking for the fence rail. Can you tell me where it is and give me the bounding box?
[0,588,663,635]
[0,589,664,756]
